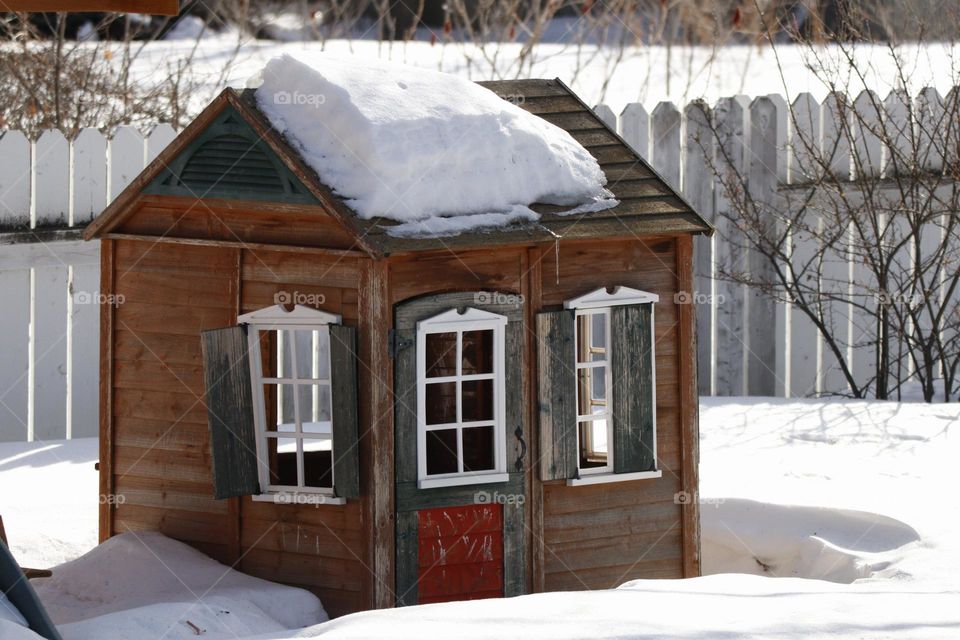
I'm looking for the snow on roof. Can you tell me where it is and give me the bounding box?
[250,53,614,231]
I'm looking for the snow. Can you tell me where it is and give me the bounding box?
[33,532,327,639]
[0,438,98,568]
[2,398,959,638]
[251,54,611,228]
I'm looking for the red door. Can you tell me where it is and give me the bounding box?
[416,504,504,603]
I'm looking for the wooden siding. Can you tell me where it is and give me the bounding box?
[108,239,237,566]
[116,195,359,251]
[537,237,690,590]
[104,237,370,618]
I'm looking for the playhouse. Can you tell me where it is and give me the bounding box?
[83,56,711,617]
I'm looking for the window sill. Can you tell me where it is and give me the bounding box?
[566,470,662,487]
[418,472,510,490]
[252,492,346,506]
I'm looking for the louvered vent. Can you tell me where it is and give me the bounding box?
[178,134,285,194]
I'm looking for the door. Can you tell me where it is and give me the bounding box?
[393,292,527,606]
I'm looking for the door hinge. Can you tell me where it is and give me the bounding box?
[388,328,414,358]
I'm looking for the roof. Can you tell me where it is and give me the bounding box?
[85,79,712,255]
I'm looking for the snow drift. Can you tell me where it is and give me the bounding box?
[251,53,612,227]
[32,532,326,640]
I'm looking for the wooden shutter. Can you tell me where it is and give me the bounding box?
[611,304,656,474]
[536,310,577,481]
[330,324,360,499]
[200,326,261,499]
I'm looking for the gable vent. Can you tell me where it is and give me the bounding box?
[178,134,285,194]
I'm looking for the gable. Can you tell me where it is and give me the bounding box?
[144,105,319,205]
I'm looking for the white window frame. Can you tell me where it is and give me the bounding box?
[564,286,661,486]
[238,304,346,505]
[416,307,509,490]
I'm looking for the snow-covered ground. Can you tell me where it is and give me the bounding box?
[2,398,959,638]
[108,37,960,123]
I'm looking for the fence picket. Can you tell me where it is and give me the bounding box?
[147,123,177,163]
[73,128,108,226]
[651,101,682,191]
[684,101,715,396]
[109,125,145,200]
[884,90,914,177]
[852,90,883,178]
[786,93,822,397]
[746,96,780,396]
[593,104,616,131]
[0,131,31,228]
[712,96,750,396]
[35,130,70,227]
[620,103,650,160]
[916,87,945,173]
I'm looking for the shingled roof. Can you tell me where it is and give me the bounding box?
[85,78,711,255]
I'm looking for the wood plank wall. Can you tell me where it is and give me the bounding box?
[104,237,369,618]
[537,236,689,589]
[108,239,237,564]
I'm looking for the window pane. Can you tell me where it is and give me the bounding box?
[293,329,330,380]
[461,379,493,422]
[425,332,457,378]
[426,429,458,475]
[425,382,457,425]
[461,330,493,375]
[303,438,333,488]
[578,420,608,469]
[266,384,298,432]
[591,312,607,350]
[268,437,299,486]
[462,425,495,472]
[577,312,607,363]
[577,367,607,416]
[278,329,295,379]
[256,329,276,376]
[299,384,332,433]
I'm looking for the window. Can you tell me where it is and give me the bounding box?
[416,307,509,489]
[537,286,661,486]
[575,309,612,474]
[239,305,345,502]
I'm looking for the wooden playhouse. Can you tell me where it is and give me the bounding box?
[83,77,711,617]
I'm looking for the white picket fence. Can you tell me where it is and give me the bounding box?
[0,90,955,441]
[596,90,958,400]
[0,125,175,442]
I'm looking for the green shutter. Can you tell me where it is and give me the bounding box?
[330,324,360,499]
[611,303,656,474]
[200,326,261,499]
[536,310,577,481]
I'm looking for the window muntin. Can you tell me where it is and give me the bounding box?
[245,318,339,495]
[416,309,507,488]
[575,309,613,474]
